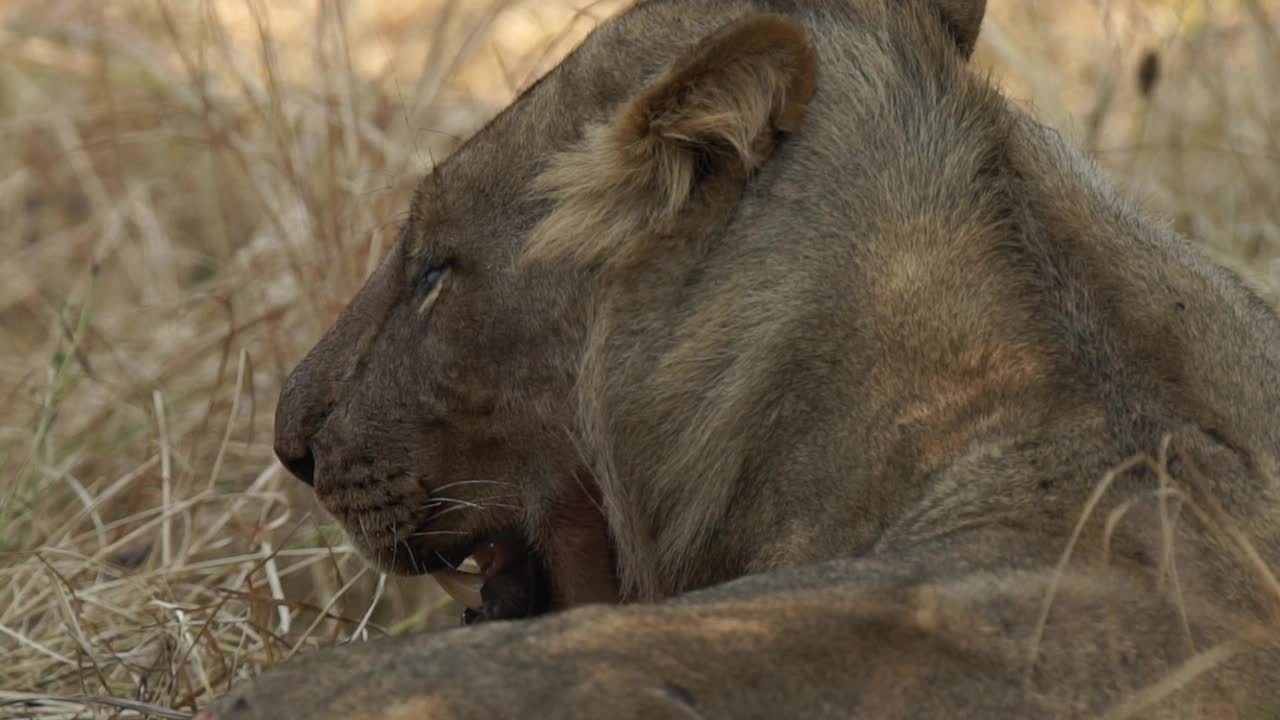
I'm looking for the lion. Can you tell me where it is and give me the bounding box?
[201,0,1280,717]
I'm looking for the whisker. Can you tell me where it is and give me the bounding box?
[422,497,524,522]
[432,479,519,493]
[425,496,484,510]
[422,494,522,512]
[412,530,472,538]
[417,500,526,534]
[422,504,471,523]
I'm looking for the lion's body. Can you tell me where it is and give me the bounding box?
[208,0,1280,717]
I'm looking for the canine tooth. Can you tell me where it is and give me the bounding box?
[458,555,482,574]
[471,543,497,573]
[433,569,484,609]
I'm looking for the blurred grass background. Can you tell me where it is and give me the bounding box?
[0,0,1276,717]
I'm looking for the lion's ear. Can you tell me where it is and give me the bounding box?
[932,0,986,58]
[525,15,816,268]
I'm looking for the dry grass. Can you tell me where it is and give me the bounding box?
[0,0,1276,718]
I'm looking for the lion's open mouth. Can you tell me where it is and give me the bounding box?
[429,535,551,625]
[376,482,618,624]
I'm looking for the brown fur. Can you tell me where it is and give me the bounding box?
[211,0,1280,717]
[525,14,816,270]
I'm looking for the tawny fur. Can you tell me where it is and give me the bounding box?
[225,0,1280,717]
[525,15,816,271]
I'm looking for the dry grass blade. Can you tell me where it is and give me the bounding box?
[1025,453,1148,677]
[0,692,192,719]
[1100,641,1243,720]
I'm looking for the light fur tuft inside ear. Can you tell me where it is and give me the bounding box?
[524,15,817,268]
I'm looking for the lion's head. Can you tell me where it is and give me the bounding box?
[274,0,989,620]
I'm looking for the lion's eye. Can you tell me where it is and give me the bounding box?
[420,264,449,294]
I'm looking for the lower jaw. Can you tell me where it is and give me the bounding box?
[431,534,623,624]
[432,474,620,619]
[431,538,553,625]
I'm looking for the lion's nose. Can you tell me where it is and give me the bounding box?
[274,368,323,487]
[274,436,316,486]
